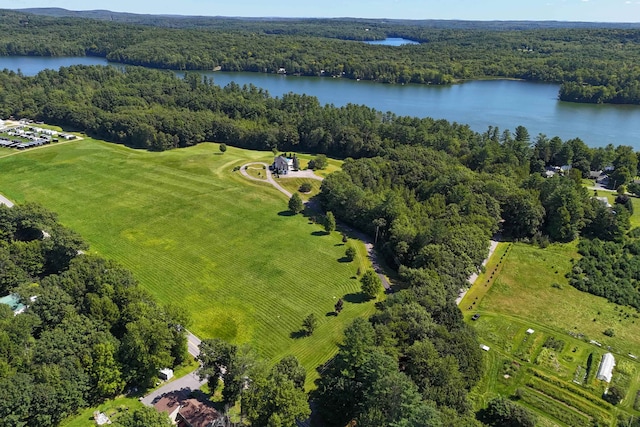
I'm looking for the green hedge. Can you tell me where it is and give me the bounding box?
[519,388,591,427]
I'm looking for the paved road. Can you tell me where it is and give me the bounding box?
[240,163,392,290]
[140,369,207,407]
[186,331,202,358]
[0,194,14,207]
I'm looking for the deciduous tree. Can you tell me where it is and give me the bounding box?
[288,193,303,214]
[360,270,382,299]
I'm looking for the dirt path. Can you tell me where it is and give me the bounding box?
[240,162,392,290]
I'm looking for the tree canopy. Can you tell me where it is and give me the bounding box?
[0,204,188,427]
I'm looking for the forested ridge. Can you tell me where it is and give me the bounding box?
[0,204,186,426]
[2,9,640,104]
[2,63,639,424]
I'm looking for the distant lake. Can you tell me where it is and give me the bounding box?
[364,37,420,46]
[2,56,640,149]
[0,56,110,76]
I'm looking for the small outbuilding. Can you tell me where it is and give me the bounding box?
[526,328,535,334]
[596,352,616,383]
[480,344,490,352]
[159,368,174,381]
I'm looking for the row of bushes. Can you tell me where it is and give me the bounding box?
[517,388,591,427]
[527,377,612,423]
[530,369,613,410]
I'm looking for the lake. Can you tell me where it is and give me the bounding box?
[364,37,420,46]
[2,56,640,149]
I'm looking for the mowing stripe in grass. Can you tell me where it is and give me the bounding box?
[0,139,374,383]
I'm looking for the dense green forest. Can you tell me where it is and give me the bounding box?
[0,203,185,427]
[2,9,640,104]
[1,64,639,425]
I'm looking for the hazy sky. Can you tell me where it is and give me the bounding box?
[5,0,640,22]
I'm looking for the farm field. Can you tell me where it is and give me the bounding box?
[0,138,376,385]
[465,242,640,425]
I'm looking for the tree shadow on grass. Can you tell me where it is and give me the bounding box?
[337,256,352,263]
[343,292,368,304]
[326,311,337,317]
[278,210,295,217]
[290,330,308,339]
[334,243,345,247]
[311,230,327,236]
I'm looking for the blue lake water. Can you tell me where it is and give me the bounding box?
[364,37,420,46]
[1,56,640,149]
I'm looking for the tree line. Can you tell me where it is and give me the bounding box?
[2,10,640,104]
[0,203,186,427]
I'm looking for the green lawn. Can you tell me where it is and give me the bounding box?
[0,139,376,384]
[275,177,322,201]
[61,396,144,427]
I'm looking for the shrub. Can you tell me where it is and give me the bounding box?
[543,336,565,352]
[299,182,312,193]
[603,328,615,337]
[345,247,356,262]
[483,397,537,427]
[604,386,625,405]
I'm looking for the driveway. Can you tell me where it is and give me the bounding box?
[140,370,206,407]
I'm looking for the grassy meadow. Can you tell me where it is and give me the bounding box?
[465,241,640,425]
[0,138,376,385]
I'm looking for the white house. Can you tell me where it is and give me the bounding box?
[596,352,616,383]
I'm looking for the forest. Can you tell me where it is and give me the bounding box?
[2,9,640,104]
[0,203,188,427]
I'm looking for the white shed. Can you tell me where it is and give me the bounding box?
[596,353,616,383]
[159,368,174,381]
[526,328,535,334]
[480,344,490,352]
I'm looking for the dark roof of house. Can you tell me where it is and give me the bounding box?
[154,389,189,415]
[274,155,288,169]
[154,389,221,427]
[178,399,220,427]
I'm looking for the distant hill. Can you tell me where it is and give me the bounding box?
[14,7,640,30]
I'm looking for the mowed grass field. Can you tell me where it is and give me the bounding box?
[0,138,376,382]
